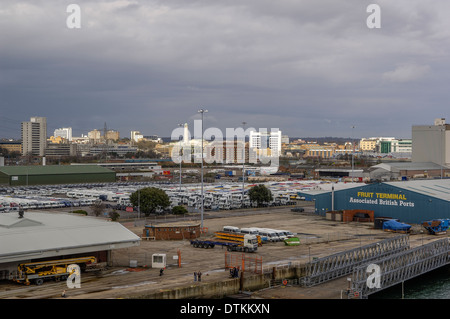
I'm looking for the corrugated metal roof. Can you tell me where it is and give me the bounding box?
[0,211,140,263]
[384,179,450,202]
[0,165,114,176]
[296,182,363,196]
[297,179,450,202]
[371,162,449,172]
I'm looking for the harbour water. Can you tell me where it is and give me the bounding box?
[371,265,450,299]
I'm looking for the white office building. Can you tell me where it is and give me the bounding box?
[54,127,72,141]
[131,131,144,143]
[249,130,282,157]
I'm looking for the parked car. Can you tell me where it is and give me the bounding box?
[291,207,305,212]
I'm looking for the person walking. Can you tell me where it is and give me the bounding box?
[198,271,202,282]
[194,271,197,282]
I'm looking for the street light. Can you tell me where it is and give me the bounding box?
[198,109,208,229]
[351,125,355,182]
[440,126,445,179]
[178,123,184,192]
[242,122,247,207]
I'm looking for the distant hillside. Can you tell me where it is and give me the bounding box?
[291,137,359,144]
[161,136,360,144]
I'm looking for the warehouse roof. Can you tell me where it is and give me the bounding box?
[370,162,449,172]
[296,182,363,196]
[0,211,140,263]
[384,179,450,202]
[0,165,114,176]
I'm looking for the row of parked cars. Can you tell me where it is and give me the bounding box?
[222,225,295,243]
[0,195,97,212]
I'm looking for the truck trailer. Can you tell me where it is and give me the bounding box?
[190,234,258,253]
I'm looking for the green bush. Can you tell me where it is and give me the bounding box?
[129,187,170,216]
[172,205,188,215]
[109,211,120,221]
[248,184,273,206]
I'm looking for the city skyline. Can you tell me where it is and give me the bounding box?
[1,116,414,142]
[1,1,450,140]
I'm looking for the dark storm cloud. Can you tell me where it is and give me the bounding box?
[1,0,450,139]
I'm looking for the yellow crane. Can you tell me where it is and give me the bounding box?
[15,256,103,286]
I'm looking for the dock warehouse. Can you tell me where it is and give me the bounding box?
[297,179,450,224]
[143,222,201,240]
[0,211,140,280]
[0,165,116,186]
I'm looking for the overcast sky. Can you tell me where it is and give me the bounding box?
[1,0,449,140]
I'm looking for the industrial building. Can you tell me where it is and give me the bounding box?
[297,179,450,224]
[143,222,201,240]
[412,118,450,166]
[314,168,364,179]
[0,211,140,281]
[0,165,116,186]
[368,162,450,181]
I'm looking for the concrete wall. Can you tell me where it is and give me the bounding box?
[128,265,307,299]
[132,278,241,299]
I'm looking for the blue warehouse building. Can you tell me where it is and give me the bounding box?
[298,179,450,224]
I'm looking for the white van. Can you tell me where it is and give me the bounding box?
[240,228,259,235]
[222,226,240,233]
[255,228,280,242]
[278,230,295,238]
[270,229,287,241]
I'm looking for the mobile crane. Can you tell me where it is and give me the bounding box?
[13,256,106,286]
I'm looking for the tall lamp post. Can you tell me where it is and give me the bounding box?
[441,126,445,179]
[351,125,355,182]
[242,121,247,207]
[198,109,208,229]
[178,123,184,191]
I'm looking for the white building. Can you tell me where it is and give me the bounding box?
[71,135,90,144]
[54,127,72,141]
[131,131,144,143]
[249,130,282,157]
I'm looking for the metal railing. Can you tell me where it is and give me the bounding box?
[302,235,410,287]
[350,237,450,298]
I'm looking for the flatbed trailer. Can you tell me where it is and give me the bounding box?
[215,231,263,246]
[190,239,257,252]
[190,234,258,253]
